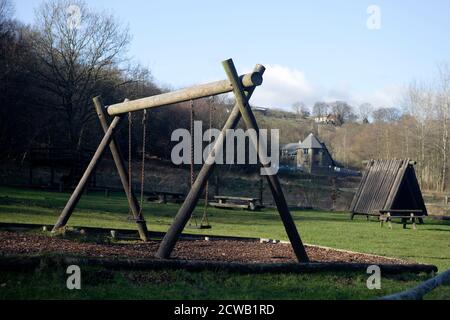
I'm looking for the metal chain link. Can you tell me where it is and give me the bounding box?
[128,112,133,218]
[201,97,214,227]
[189,100,198,226]
[190,100,195,187]
[139,110,147,217]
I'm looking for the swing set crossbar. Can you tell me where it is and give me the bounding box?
[107,71,263,116]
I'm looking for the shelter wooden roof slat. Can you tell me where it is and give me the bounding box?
[350,159,427,217]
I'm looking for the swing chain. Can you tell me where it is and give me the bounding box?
[128,112,133,218]
[190,100,195,187]
[189,100,198,227]
[139,110,148,216]
[201,97,214,227]
[188,98,213,229]
[127,110,147,223]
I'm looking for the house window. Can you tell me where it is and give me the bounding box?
[303,149,308,155]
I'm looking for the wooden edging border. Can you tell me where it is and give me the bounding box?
[302,244,405,263]
[0,255,438,275]
[0,222,259,242]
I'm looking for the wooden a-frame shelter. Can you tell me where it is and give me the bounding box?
[350,159,427,220]
[51,59,310,263]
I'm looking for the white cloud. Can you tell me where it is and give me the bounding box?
[351,85,406,109]
[249,64,405,111]
[251,64,315,108]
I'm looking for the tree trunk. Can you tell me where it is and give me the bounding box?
[441,107,448,192]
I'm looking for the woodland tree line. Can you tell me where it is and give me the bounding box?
[301,69,450,193]
[0,0,449,192]
[0,0,231,166]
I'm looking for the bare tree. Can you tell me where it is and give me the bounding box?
[292,101,303,116]
[0,0,38,160]
[29,0,130,157]
[292,101,310,118]
[330,101,357,125]
[372,107,401,123]
[358,103,373,123]
[312,102,329,117]
[404,81,434,188]
[436,63,450,191]
[0,0,13,25]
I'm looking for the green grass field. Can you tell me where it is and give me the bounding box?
[0,186,449,300]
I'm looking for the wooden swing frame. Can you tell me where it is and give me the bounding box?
[52,59,309,263]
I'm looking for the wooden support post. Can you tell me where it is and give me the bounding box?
[380,215,384,228]
[155,64,265,260]
[411,213,417,230]
[28,165,33,187]
[259,175,264,206]
[50,166,55,186]
[222,59,309,263]
[52,116,123,233]
[93,97,148,241]
[215,175,220,197]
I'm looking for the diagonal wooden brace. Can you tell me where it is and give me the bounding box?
[52,115,125,233]
[93,97,148,241]
[222,59,309,263]
[52,99,149,241]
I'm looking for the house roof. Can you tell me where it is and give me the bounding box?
[299,133,323,149]
[282,143,300,152]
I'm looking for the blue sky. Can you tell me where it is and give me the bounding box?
[12,0,450,110]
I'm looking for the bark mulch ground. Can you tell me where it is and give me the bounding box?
[0,231,408,265]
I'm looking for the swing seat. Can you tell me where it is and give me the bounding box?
[127,216,146,224]
[147,191,186,204]
[186,223,212,230]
